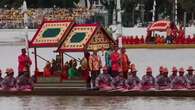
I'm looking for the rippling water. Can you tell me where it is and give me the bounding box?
[0,96,195,110]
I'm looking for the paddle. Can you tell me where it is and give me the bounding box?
[63,52,81,62]
[32,52,50,63]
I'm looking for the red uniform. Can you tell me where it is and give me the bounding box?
[135,36,139,44]
[186,35,192,44]
[121,53,130,79]
[140,36,144,44]
[18,54,32,73]
[111,51,120,72]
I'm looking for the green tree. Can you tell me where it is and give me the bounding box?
[100,0,116,25]
[179,0,195,22]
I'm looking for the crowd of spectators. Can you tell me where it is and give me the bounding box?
[0,7,96,29]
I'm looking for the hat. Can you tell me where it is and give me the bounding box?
[146,67,152,73]
[129,63,136,69]
[131,68,137,72]
[163,67,168,73]
[5,68,10,73]
[9,68,14,73]
[172,66,177,72]
[102,66,108,71]
[187,66,194,71]
[179,67,184,73]
[159,66,164,72]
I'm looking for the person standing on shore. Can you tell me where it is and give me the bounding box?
[0,69,3,85]
[18,48,32,77]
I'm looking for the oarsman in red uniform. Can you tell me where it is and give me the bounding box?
[141,67,155,90]
[171,67,187,89]
[111,67,125,89]
[0,69,3,86]
[140,35,145,44]
[121,47,130,79]
[127,36,131,44]
[43,62,52,77]
[1,68,16,90]
[185,66,195,89]
[60,62,69,82]
[177,26,185,44]
[122,36,127,45]
[95,66,112,90]
[18,48,32,77]
[155,68,171,90]
[125,68,140,90]
[155,36,161,44]
[156,66,164,79]
[160,36,165,44]
[169,66,178,81]
[16,71,33,90]
[192,35,195,44]
[134,36,139,44]
[129,36,133,44]
[186,35,192,44]
[111,46,120,78]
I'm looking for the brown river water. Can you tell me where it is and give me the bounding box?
[0,96,195,110]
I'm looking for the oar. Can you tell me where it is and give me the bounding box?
[63,52,81,62]
[32,52,50,63]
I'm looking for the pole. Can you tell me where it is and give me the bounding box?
[23,0,29,57]
[60,52,64,70]
[63,52,80,62]
[32,51,50,63]
[175,0,178,25]
[34,48,38,72]
[117,0,122,36]
[132,8,134,26]
[184,12,187,36]
[25,26,29,57]
[152,0,156,22]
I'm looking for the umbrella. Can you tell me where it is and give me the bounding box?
[148,20,171,31]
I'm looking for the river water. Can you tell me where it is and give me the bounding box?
[0,96,195,110]
[1,45,195,109]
